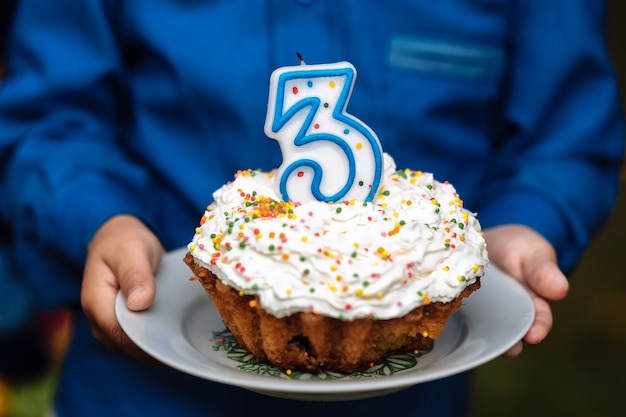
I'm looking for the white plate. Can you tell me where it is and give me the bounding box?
[116,248,534,401]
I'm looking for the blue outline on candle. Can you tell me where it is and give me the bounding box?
[269,66,383,203]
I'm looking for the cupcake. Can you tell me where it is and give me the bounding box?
[184,153,488,374]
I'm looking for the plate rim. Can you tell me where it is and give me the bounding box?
[116,247,534,399]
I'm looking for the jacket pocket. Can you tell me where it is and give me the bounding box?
[388,35,504,80]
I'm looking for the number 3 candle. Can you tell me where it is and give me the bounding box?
[265,57,383,203]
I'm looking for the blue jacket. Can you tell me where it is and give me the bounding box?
[0,1,623,416]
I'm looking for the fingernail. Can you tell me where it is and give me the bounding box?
[126,286,145,310]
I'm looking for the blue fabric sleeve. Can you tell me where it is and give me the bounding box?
[476,1,625,271]
[0,1,156,267]
[0,1,163,307]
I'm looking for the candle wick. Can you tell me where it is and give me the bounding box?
[296,52,306,66]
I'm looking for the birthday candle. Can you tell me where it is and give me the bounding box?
[265,58,383,204]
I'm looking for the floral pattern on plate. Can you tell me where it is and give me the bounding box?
[211,328,428,380]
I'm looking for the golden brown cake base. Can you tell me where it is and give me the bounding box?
[184,252,480,374]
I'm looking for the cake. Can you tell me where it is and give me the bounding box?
[184,152,488,374]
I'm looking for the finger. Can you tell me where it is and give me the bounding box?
[500,293,554,358]
[502,341,523,358]
[524,256,569,301]
[107,243,159,312]
[524,294,554,345]
[123,271,157,312]
[81,256,125,346]
[82,252,161,363]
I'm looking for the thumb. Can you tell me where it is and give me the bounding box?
[91,214,164,312]
[115,244,161,311]
[123,270,157,311]
[523,252,569,302]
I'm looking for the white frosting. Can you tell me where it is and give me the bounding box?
[188,153,488,320]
